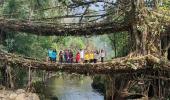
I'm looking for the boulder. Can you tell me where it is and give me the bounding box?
[0,89,40,100]
[9,93,18,99]
[0,85,6,90]
[15,93,25,100]
[15,93,40,100]
[0,93,6,98]
[28,93,40,100]
[16,89,26,94]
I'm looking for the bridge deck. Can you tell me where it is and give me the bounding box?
[0,18,129,36]
[0,52,170,75]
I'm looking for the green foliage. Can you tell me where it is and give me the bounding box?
[63,37,85,49]
[3,0,28,19]
[109,32,130,57]
[58,0,70,5]
[159,0,170,16]
[3,0,19,14]
[3,32,86,60]
[13,33,46,58]
[13,66,28,88]
[0,0,130,60]
[2,32,49,59]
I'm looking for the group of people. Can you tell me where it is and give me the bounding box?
[78,49,106,63]
[47,49,106,64]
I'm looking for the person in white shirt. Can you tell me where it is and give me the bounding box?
[94,50,99,63]
[80,49,84,63]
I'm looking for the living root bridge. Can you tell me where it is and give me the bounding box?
[0,52,170,75]
[0,18,129,36]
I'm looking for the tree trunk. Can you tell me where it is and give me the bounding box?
[6,65,14,89]
[130,0,161,56]
[1,64,7,86]
[105,75,115,100]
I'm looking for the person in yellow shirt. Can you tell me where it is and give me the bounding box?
[88,51,91,63]
[89,50,94,63]
[84,50,90,63]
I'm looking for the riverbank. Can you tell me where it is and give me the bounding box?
[0,88,40,100]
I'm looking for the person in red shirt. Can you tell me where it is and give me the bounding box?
[76,52,80,63]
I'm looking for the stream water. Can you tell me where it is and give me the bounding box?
[43,74,104,100]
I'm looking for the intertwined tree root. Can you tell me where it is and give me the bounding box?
[0,51,169,75]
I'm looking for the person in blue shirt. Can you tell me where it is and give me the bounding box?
[48,49,57,62]
[51,49,57,62]
[48,49,53,62]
